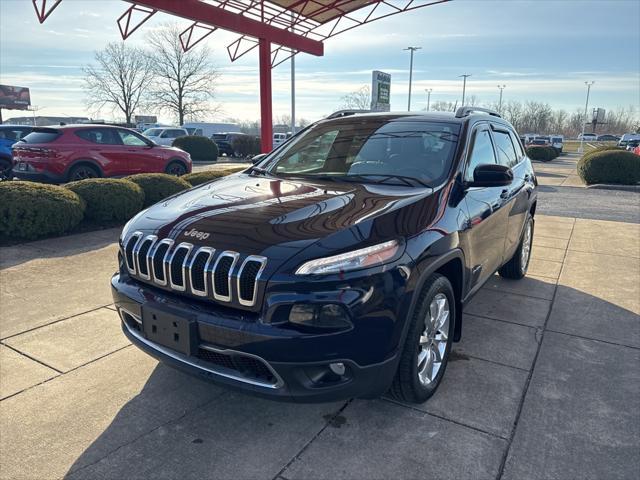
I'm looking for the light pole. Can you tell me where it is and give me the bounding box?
[425,88,432,111]
[578,81,595,154]
[497,85,506,113]
[404,46,421,111]
[459,74,471,106]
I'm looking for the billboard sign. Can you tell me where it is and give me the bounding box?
[371,70,391,112]
[135,115,158,124]
[592,108,605,123]
[0,85,31,110]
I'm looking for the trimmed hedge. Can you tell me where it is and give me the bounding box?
[577,149,640,185]
[183,166,247,186]
[526,146,557,162]
[125,173,191,207]
[173,135,219,162]
[232,135,261,157]
[66,178,144,222]
[0,182,85,240]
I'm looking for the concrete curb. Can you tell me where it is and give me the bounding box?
[586,183,640,192]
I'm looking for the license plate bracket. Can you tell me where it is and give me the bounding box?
[142,306,197,356]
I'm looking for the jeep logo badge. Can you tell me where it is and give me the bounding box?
[184,228,210,240]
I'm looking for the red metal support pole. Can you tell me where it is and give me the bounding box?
[259,38,273,153]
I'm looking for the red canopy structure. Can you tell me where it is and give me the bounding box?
[32,0,451,151]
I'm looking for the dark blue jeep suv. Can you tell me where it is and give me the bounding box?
[112,108,537,403]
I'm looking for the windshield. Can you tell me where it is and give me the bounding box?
[262,119,460,187]
[143,128,162,137]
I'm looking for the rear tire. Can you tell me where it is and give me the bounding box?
[0,158,11,180]
[165,161,186,176]
[68,164,100,182]
[499,216,534,279]
[389,274,455,403]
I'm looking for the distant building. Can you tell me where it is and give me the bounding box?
[3,115,91,126]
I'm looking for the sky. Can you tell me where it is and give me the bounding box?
[1,0,639,125]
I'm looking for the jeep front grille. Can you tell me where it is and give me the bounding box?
[124,232,266,308]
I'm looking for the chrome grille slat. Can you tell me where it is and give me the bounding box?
[150,239,174,286]
[212,251,240,302]
[189,247,215,297]
[127,235,263,307]
[135,235,157,280]
[237,256,267,307]
[125,232,143,275]
[168,243,193,292]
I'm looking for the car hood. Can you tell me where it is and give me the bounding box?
[124,173,438,265]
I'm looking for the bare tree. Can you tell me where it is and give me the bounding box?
[340,86,371,110]
[430,100,457,112]
[146,23,220,125]
[84,42,153,124]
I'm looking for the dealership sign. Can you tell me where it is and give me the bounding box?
[371,70,391,112]
[0,85,31,110]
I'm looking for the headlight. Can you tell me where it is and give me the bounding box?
[295,240,400,275]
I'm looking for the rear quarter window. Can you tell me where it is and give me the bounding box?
[21,129,61,144]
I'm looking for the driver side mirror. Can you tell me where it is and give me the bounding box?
[251,153,267,164]
[468,164,513,187]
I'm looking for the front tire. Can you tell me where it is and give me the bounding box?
[390,274,455,403]
[165,161,187,176]
[68,164,99,181]
[499,216,534,279]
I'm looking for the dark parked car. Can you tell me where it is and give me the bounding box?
[212,132,250,157]
[12,125,192,182]
[0,125,33,178]
[112,107,537,403]
[596,134,620,142]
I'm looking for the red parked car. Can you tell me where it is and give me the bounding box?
[12,125,192,183]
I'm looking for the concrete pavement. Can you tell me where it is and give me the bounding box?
[1,215,638,480]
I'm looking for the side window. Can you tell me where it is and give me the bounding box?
[76,128,121,145]
[465,128,496,182]
[160,130,169,138]
[118,130,148,146]
[492,130,518,167]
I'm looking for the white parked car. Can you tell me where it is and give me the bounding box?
[142,127,188,146]
[577,133,597,141]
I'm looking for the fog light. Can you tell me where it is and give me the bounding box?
[329,362,345,376]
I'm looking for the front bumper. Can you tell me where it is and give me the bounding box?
[112,273,404,402]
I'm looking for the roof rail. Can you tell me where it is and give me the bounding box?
[455,106,501,119]
[326,109,371,119]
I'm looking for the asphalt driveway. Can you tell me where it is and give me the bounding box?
[1,215,639,480]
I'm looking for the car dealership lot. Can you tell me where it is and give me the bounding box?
[1,212,638,480]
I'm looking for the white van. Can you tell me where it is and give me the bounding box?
[181,122,241,138]
[550,135,564,154]
[273,132,293,148]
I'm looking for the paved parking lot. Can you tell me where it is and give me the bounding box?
[1,213,639,480]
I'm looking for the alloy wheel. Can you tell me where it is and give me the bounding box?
[417,293,450,385]
[72,167,96,180]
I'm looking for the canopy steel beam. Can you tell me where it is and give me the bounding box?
[32,0,62,24]
[117,4,156,40]
[128,0,324,56]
